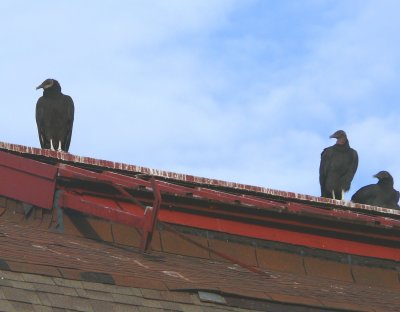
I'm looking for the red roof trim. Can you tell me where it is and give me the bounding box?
[56,164,400,230]
[1,141,400,262]
[0,141,399,216]
[0,150,57,209]
[54,162,400,262]
[160,211,400,261]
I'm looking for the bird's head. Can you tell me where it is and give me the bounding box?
[36,79,60,90]
[373,171,393,180]
[329,130,348,145]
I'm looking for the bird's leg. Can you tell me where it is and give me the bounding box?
[341,190,344,201]
[331,190,335,199]
[57,140,62,152]
[50,139,55,151]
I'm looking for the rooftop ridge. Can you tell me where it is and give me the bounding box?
[0,141,398,216]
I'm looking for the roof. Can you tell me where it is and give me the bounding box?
[0,141,399,311]
[1,141,398,215]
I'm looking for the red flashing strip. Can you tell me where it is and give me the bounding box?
[159,210,400,261]
[0,150,56,179]
[158,200,400,244]
[60,191,145,228]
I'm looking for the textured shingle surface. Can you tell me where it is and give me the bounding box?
[0,269,347,312]
[0,214,398,311]
[0,269,247,312]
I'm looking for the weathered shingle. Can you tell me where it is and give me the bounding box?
[1,286,41,304]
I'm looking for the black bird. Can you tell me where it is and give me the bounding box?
[319,130,358,200]
[351,171,400,209]
[35,79,74,152]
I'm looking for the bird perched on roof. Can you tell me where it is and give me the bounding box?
[35,79,74,152]
[319,130,358,200]
[351,171,400,209]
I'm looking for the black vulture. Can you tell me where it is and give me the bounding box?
[319,130,358,200]
[351,171,400,209]
[35,79,74,152]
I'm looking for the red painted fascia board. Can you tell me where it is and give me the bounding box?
[0,146,399,260]
[159,210,400,261]
[158,201,400,242]
[57,182,400,245]
[0,150,56,179]
[60,191,146,228]
[1,141,399,216]
[56,164,400,231]
[153,183,400,229]
[0,150,57,209]
[1,140,400,252]
[55,167,400,260]
[0,145,399,236]
[57,165,286,212]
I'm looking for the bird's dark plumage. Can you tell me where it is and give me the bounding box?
[35,79,74,152]
[319,130,358,200]
[351,171,400,209]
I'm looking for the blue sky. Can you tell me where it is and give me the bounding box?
[1,0,400,198]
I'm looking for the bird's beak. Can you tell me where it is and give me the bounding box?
[36,79,54,90]
[373,173,381,179]
[329,133,338,139]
